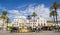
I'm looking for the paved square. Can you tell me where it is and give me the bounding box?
[0,31,60,35]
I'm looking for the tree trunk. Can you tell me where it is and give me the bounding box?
[33,17,36,31]
[6,23,8,31]
[55,9,58,26]
[2,19,5,30]
[56,15,58,25]
[29,20,30,26]
[53,16,57,27]
[53,16,55,24]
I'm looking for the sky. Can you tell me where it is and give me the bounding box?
[0,0,60,22]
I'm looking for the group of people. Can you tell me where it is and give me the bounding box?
[32,26,41,32]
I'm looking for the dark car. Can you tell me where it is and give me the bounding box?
[10,27,19,32]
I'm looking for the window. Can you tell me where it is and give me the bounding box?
[44,23,45,26]
[33,25,36,27]
[33,23,36,24]
[41,20,42,22]
[41,23,42,26]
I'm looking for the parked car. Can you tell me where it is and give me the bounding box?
[10,27,19,32]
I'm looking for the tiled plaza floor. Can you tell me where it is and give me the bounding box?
[0,31,60,35]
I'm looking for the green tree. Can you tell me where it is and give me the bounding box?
[32,12,37,24]
[32,12,37,31]
[0,11,9,30]
[27,15,31,24]
[28,26,32,31]
[32,12,37,22]
[32,12,37,17]
[50,10,58,24]
[0,11,8,19]
[50,2,60,25]
[6,17,10,30]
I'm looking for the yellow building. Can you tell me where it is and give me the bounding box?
[47,20,55,26]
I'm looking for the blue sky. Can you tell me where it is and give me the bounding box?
[0,0,60,10]
[0,0,60,22]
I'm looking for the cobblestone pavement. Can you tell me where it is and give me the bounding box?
[0,31,60,35]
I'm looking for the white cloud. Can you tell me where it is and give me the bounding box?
[16,4,28,9]
[20,4,51,20]
[7,10,20,20]
[8,10,27,20]
[8,10,20,15]
[14,16,26,19]
[19,4,60,20]
[57,9,60,16]
[35,4,50,18]
[57,9,60,20]
[7,4,60,21]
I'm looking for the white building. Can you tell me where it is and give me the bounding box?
[0,18,8,30]
[0,18,3,27]
[12,16,26,28]
[37,16,47,26]
[12,16,47,29]
[27,16,47,28]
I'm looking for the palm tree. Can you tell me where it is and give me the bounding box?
[50,10,58,24]
[50,2,60,25]
[1,11,8,19]
[32,12,37,31]
[32,12,37,18]
[32,12,37,25]
[27,15,31,25]
[0,11,8,30]
[32,12,37,23]
[6,17,10,30]
[32,12,37,19]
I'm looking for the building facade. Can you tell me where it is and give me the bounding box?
[0,18,7,30]
[12,16,26,28]
[47,20,60,26]
[27,16,47,28]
